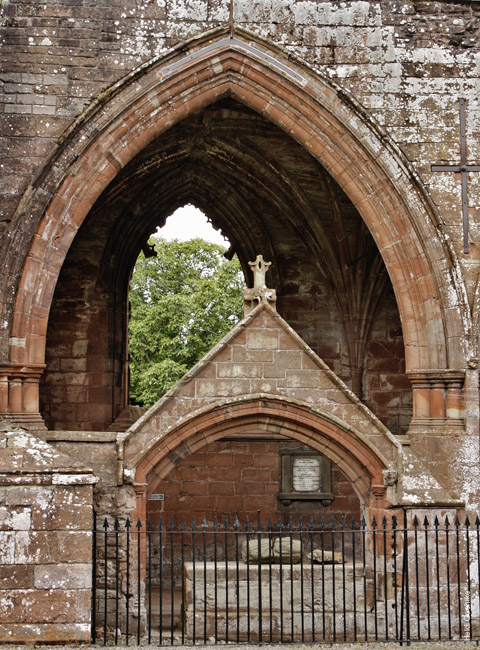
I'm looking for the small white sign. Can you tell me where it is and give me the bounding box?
[148,493,165,501]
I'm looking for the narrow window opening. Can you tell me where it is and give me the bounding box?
[128,205,243,407]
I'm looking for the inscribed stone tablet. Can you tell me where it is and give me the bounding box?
[292,456,320,492]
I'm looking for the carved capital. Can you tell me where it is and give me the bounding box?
[0,364,47,433]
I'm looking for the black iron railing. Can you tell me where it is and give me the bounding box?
[91,511,480,645]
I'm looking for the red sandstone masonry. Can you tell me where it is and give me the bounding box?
[7,34,453,379]
[147,440,361,526]
[0,425,96,644]
[127,302,396,520]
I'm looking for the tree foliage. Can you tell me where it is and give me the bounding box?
[129,237,244,407]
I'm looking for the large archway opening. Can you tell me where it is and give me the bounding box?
[39,97,409,434]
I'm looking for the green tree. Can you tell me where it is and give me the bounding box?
[129,237,244,407]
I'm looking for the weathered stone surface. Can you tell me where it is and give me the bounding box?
[0,532,15,564]
[57,531,92,563]
[0,506,31,531]
[34,564,92,589]
[0,589,77,623]
[0,623,91,643]
[14,531,59,564]
[184,561,373,641]
[0,424,94,643]
[5,486,53,507]
[0,564,34,589]
[1,1,480,643]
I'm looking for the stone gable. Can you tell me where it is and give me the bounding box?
[123,302,398,471]
[123,302,460,509]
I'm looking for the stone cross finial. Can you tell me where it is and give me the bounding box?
[248,254,271,289]
[243,254,276,316]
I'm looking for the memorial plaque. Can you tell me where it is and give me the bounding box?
[279,445,333,503]
[292,456,321,492]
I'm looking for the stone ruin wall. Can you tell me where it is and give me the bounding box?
[44,430,136,516]
[1,2,480,642]
[1,0,480,355]
[1,0,479,467]
[0,424,96,644]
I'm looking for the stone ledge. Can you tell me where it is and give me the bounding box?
[46,430,119,442]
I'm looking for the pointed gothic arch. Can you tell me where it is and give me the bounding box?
[2,28,467,426]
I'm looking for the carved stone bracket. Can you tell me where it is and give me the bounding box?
[382,469,398,486]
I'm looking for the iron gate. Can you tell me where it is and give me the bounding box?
[92,511,480,645]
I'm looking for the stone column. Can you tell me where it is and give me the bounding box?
[444,371,465,426]
[0,364,47,434]
[407,372,432,426]
[430,377,446,420]
[407,370,465,434]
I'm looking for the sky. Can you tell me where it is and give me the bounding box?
[156,204,229,246]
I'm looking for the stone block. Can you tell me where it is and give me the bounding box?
[58,531,92,562]
[75,589,92,623]
[247,329,279,350]
[264,350,303,378]
[283,369,320,389]
[14,530,59,564]
[0,589,77,623]
[217,362,263,378]
[0,532,15,563]
[31,486,92,531]
[196,378,250,397]
[0,450,27,472]
[279,331,303,350]
[34,563,92,589]
[232,346,274,362]
[0,564,34,589]
[0,506,31,531]
[54,441,116,486]
[208,481,235,496]
[6,486,53,507]
[249,379,277,393]
[0,623,91,643]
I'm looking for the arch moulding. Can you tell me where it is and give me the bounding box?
[128,397,394,523]
[2,28,467,425]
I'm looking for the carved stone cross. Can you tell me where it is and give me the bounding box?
[243,254,276,316]
[431,98,480,253]
[249,254,271,289]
